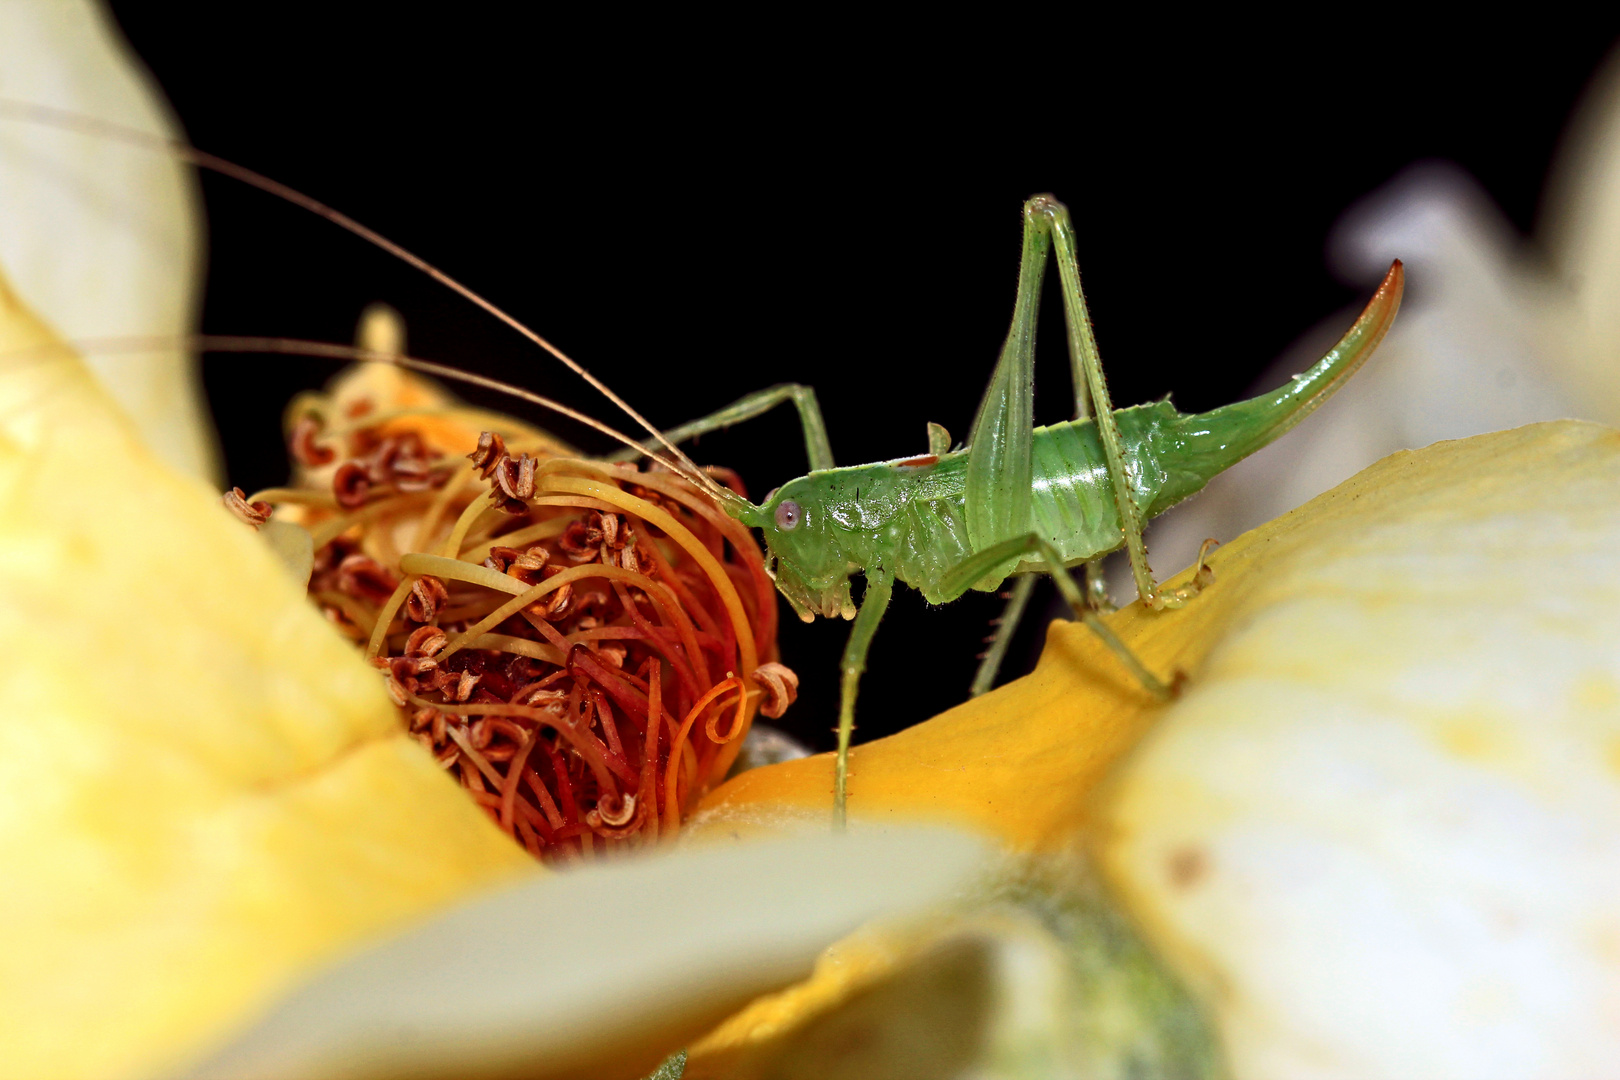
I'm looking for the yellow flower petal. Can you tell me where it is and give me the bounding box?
[0,0,218,481]
[1100,420,1620,1078]
[0,272,533,1079]
[185,827,991,1080]
[685,857,1217,1080]
[689,420,1620,1078]
[690,516,1242,854]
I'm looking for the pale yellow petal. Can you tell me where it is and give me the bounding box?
[685,855,1218,1080]
[0,0,217,480]
[0,271,532,1079]
[692,421,1620,1078]
[1101,421,1620,1079]
[186,827,992,1080]
[1544,45,1620,413]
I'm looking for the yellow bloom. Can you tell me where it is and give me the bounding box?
[685,421,1620,1079]
[0,240,994,1080]
[0,250,541,1078]
[0,14,996,1076]
[6,8,1620,1079]
[0,0,215,481]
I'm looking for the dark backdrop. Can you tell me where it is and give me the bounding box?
[107,9,1620,749]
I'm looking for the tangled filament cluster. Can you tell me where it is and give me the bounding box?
[239,371,793,863]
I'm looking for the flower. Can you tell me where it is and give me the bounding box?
[7,7,1620,1079]
[173,412,1620,1080]
[0,0,215,482]
[0,139,992,1080]
[0,12,991,1080]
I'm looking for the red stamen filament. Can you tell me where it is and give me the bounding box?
[273,396,788,864]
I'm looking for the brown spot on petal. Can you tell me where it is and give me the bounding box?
[1166,846,1209,891]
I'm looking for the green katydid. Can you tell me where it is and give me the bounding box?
[0,100,1403,827]
[616,195,1403,824]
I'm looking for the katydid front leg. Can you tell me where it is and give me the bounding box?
[834,567,893,827]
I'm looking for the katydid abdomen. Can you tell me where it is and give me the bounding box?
[764,400,1298,608]
[757,408,1191,609]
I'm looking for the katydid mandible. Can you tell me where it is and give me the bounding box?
[642,195,1403,825]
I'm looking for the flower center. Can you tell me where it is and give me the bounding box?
[231,378,794,863]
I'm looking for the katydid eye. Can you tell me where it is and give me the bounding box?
[775,500,801,530]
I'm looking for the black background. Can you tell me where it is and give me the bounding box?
[106,9,1620,750]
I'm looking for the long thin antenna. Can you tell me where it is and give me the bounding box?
[0,97,733,503]
[45,333,711,482]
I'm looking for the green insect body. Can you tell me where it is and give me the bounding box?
[743,392,1343,620]
[701,195,1404,824]
[0,106,1405,837]
[4,94,1400,826]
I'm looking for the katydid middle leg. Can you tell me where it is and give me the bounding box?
[940,535,1175,700]
[969,557,1117,696]
[970,572,1037,697]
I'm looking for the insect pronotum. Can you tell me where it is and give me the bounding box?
[0,98,1402,830]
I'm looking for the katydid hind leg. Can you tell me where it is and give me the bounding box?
[1036,196,1173,609]
[604,383,836,473]
[963,201,1047,564]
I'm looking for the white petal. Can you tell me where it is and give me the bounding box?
[184,826,990,1080]
[0,0,216,480]
[1104,422,1620,1080]
[1142,50,1620,586]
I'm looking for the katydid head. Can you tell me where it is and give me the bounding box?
[734,477,856,624]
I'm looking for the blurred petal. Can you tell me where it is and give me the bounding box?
[1144,49,1620,582]
[185,826,992,1080]
[694,420,1620,1078]
[1544,42,1620,406]
[1102,421,1620,1078]
[1146,162,1584,583]
[685,858,1218,1080]
[0,0,217,480]
[0,271,532,1079]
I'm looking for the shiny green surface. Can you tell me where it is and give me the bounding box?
[741,251,1396,619]
[728,194,1399,826]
